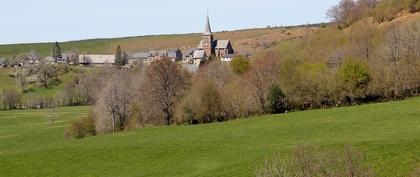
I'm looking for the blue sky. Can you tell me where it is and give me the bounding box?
[0,0,340,44]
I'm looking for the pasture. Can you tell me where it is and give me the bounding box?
[1,98,420,176]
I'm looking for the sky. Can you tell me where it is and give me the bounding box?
[0,0,340,45]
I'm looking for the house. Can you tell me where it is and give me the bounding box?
[78,55,115,65]
[0,58,6,68]
[183,48,199,64]
[192,50,207,66]
[167,48,183,62]
[129,48,183,65]
[129,51,150,64]
[197,15,235,59]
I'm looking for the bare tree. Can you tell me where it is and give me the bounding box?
[15,68,28,92]
[0,89,22,110]
[35,62,58,88]
[142,58,190,125]
[95,70,134,133]
[68,48,80,65]
[327,0,357,24]
[245,53,280,113]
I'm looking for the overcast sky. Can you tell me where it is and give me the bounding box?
[0,0,340,44]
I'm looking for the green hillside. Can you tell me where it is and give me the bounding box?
[0,27,316,58]
[1,98,420,176]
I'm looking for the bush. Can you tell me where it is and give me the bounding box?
[230,55,250,75]
[25,95,56,109]
[0,89,22,110]
[338,58,371,104]
[64,114,96,139]
[267,85,288,114]
[256,144,375,177]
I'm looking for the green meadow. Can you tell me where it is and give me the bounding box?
[1,98,420,176]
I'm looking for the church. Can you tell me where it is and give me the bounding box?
[198,15,235,59]
[184,15,235,66]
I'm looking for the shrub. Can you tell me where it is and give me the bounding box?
[64,114,96,140]
[256,144,375,177]
[267,85,288,114]
[230,55,250,75]
[338,58,371,104]
[0,89,22,110]
[26,95,56,109]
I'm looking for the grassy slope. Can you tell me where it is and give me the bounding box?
[0,27,316,58]
[0,67,86,102]
[0,68,18,91]
[1,98,420,176]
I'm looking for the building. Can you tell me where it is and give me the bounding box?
[192,50,207,66]
[78,55,115,65]
[129,48,182,65]
[62,53,78,64]
[0,58,6,68]
[197,15,235,59]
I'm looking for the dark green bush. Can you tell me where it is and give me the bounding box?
[64,114,96,139]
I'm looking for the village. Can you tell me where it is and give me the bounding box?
[0,15,236,69]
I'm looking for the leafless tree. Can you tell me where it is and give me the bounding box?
[142,58,191,125]
[35,62,58,88]
[0,89,22,110]
[95,70,135,133]
[327,0,357,24]
[15,68,29,92]
[246,53,280,113]
[68,48,80,65]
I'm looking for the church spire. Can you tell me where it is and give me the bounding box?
[204,13,212,36]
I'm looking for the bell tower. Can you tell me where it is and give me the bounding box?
[202,14,214,56]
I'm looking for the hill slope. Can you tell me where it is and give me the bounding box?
[1,98,420,176]
[0,27,316,58]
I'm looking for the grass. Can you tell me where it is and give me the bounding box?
[1,98,420,176]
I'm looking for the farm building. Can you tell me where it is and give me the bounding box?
[78,55,115,65]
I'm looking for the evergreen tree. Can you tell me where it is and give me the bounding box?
[122,51,129,66]
[52,42,62,62]
[114,45,123,66]
[267,84,287,114]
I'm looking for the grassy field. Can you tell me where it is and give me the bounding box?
[0,27,317,58]
[1,98,420,176]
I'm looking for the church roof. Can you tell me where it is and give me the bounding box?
[197,39,231,49]
[214,40,231,49]
[203,15,212,36]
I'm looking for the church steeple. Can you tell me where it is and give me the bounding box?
[204,14,213,36]
[202,13,214,56]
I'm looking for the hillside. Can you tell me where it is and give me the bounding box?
[0,26,317,58]
[1,98,420,176]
